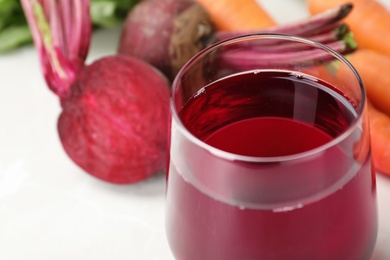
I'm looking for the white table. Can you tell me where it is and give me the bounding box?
[0,0,389,259]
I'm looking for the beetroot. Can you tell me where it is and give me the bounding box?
[118,0,215,81]
[58,56,169,183]
[21,0,170,184]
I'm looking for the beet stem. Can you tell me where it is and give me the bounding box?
[33,2,67,79]
[232,24,349,52]
[216,3,353,41]
[220,32,356,69]
[21,0,91,97]
[307,24,349,43]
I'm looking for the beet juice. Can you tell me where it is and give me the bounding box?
[166,70,377,259]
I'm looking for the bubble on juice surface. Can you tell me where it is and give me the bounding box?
[194,87,206,98]
[272,203,304,213]
[291,71,303,78]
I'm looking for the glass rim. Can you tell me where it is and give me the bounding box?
[170,33,367,163]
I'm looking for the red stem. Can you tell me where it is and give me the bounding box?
[227,24,349,52]
[220,40,354,70]
[216,3,353,41]
[307,24,348,43]
[20,0,91,98]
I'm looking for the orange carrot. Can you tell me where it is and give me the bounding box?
[303,62,390,176]
[196,0,276,31]
[367,102,390,176]
[303,61,390,176]
[301,63,358,106]
[344,49,390,116]
[307,0,390,57]
[302,49,390,116]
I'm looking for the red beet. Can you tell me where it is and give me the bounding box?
[21,0,170,183]
[58,56,170,183]
[118,0,215,81]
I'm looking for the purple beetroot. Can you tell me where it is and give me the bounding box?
[21,0,170,184]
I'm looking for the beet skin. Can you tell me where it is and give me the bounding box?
[118,0,215,81]
[58,55,170,184]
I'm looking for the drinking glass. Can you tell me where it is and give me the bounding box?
[165,34,377,260]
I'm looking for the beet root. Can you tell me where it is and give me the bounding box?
[58,55,170,184]
[118,0,215,81]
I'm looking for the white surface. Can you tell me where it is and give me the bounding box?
[0,0,389,259]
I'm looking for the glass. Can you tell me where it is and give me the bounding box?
[165,34,377,260]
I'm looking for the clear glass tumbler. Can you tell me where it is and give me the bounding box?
[165,34,378,260]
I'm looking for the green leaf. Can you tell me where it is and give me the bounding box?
[107,0,140,15]
[0,0,140,53]
[0,0,25,30]
[91,0,140,12]
[90,0,140,28]
[90,1,119,28]
[0,0,19,10]
[0,25,32,53]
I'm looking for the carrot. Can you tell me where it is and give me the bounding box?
[302,48,390,116]
[303,61,390,176]
[196,0,276,31]
[307,0,390,57]
[367,102,390,176]
[302,61,358,101]
[307,49,390,115]
[343,49,390,116]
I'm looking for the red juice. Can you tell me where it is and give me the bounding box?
[166,70,377,259]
